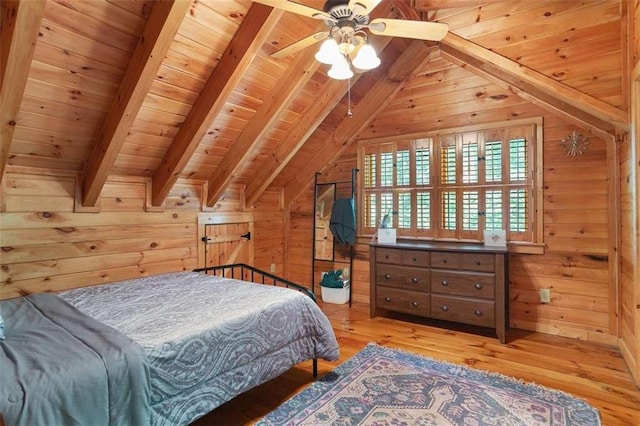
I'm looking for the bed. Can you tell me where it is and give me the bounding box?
[0,264,340,426]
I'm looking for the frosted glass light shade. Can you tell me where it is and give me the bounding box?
[352,44,380,70]
[315,39,341,65]
[327,55,353,80]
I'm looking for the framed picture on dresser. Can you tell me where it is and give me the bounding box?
[483,229,507,247]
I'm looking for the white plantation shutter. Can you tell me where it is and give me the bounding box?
[359,121,538,244]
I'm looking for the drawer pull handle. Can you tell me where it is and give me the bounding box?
[411,277,419,284]
[475,259,481,265]
[412,301,419,307]
[385,255,389,259]
[412,257,417,262]
[441,258,447,264]
[441,305,449,312]
[441,280,449,286]
[474,310,483,317]
[385,274,391,280]
[474,283,483,290]
[385,297,391,302]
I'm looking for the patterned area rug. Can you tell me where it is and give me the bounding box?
[257,343,601,426]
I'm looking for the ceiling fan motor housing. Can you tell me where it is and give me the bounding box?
[323,0,369,26]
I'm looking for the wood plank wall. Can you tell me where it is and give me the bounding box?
[0,172,286,299]
[513,115,612,344]
[620,129,638,383]
[251,189,285,276]
[619,0,640,383]
[288,158,370,298]
[1,173,197,298]
[288,105,617,345]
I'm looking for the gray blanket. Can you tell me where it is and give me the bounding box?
[0,293,150,426]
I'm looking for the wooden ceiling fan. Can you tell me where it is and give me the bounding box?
[254,0,449,59]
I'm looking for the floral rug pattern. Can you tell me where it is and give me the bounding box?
[257,343,601,426]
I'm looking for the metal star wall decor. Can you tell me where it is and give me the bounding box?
[560,131,589,156]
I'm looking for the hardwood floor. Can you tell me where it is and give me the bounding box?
[194,301,640,425]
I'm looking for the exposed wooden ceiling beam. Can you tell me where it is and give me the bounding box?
[243,76,352,208]
[81,0,190,207]
[396,0,628,140]
[0,0,46,183]
[439,33,629,139]
[151,4,283,207]
[206,40,322,207]
[243,38,395,208]
[283,41,438,206]
[439,49,613,142]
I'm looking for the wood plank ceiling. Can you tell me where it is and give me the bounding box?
[0,0,629,209]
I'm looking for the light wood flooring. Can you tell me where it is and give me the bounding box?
[195,301,640,425]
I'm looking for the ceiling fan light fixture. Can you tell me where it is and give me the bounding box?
[338,41,356,55]
[315,38,341,64]
[351,43,380,70]
[327,55,354,80]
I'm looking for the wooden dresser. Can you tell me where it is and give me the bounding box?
[370,241,509,343]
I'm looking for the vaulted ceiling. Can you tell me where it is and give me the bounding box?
[0,0,629,209]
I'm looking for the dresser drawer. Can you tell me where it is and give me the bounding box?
[431,251,460,269]
[431,271,495,299]
[377,264,429,291]
[461,253,495,272]
[370,242,508,343]
[401,250,429,267]
[377,287,429,316]
[376,248,402,264]
[430,295,495,328]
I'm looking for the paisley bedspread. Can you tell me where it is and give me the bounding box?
[59,271,340,426]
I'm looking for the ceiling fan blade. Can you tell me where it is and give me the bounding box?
[369,18,449,41]
[271,31,328,59]
[252,0,333,21]
[348,0,382,16]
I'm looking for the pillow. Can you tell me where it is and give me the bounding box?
[0,310,5,340]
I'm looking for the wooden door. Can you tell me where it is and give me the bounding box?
[203,222,252,270]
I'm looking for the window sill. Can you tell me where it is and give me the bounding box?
[358,234,545,254]
[508,242,545,255]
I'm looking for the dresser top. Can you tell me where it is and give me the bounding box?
[371,240,508,254]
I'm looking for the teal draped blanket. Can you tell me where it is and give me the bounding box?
[0,294,150,426]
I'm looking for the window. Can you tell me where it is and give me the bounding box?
[359,119,543,248]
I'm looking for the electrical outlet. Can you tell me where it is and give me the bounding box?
[539,288,551,304]
[270,263,276,273]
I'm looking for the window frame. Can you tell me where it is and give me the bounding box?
[357,118,544,254]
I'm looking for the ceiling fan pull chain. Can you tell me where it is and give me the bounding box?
[347,77,353,118]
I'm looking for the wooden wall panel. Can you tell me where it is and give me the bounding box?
[248,187,286,275]
[0,172,199,299]
[618,0,640,384]
[619,129,638,381]
[209,185,243,212]
[253,214,284,276]
[286,144,373,303]
[287,55,617,343]
[162,180,203,211]
[288,190,314,287]
[0,172,288,300]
